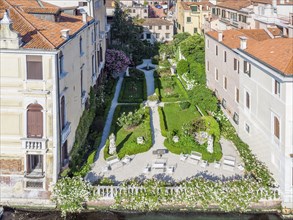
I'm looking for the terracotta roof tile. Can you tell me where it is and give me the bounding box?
[206,29,293,75]
[181,1,212,11]
[1,0,94,50]
[142,18,172,26]
[217,0,251,10]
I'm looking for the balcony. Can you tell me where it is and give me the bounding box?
[24,170,45,179]
[22,138,47,151]
[61,122,71,145]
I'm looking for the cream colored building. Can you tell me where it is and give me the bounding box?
[0,0,97,204]
[205,29,293,208]
[176,0,212,35]
[141,18,174,43]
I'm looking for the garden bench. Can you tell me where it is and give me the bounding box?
[180,153,188,161]
[106,155,120,165]
[152,158,167,170]
[143,164,151,174]
[186,151,202,165]
[167,164,177,174]
[200,160,208,168]
[121,155,131,165]
[222,155,236,171]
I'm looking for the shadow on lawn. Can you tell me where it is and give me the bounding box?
[116,132,133,153]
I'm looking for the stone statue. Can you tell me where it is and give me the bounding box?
[109,133,116,155]
[126,67,130,77]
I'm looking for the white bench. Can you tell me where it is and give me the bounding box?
[187,151,202,165]
[222,156,236,171]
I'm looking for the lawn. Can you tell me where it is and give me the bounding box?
[104,105,152,159]
[161,103,201,133]
[155,76,188,102]
[118,76,147,103]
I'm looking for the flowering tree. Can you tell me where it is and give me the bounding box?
[105,49,131,78]
[51,176,96,217]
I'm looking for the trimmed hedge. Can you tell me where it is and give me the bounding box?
[118,76,147,103]
[158,107,168,137]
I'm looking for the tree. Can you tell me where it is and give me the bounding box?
[179,34,205,64]
[177,59,189,75]
[105,49,131,78]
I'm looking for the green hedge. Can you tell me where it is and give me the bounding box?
[151,55,159,65]
[129,68,145,78]
[118,77,147,103]
[158,107,168,137]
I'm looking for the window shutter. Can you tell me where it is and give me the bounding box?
[274,116,280,139]
[246,92,250,109]
[26,155,30,174]
[27,104,43,138]
[26,55,43,80]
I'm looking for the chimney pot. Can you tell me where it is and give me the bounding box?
[218,31,223,42]
[61,29,70,39]
[239,36,248,50]
[81,11,87,24]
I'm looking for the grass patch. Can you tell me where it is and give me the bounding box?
[104,105,152,159]
[156,76,188,102]
[163,103,200,132]
[118,76,147,103]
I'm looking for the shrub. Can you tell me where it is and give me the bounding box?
[176,59,189,75]
[179,101,191,110]
[117,108,145,129]
[151,55,159,65]
[129,68,145,78]
[52,177,96,217]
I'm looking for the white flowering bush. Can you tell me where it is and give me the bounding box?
[52,177,96,217]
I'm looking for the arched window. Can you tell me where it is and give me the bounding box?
[27,104,43,138]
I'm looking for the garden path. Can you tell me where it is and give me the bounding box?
[93,76,124,161]
[87,60,244,183]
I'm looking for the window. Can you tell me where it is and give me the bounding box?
[61,141,68,167]
[96,51,100,68]
[222,98,227,109]
[166,26,170,30]
[187,17,191,22]
[215,69,219,81]
[60,96,66,129]
[244,61,251,76]
[216,45,218,56]
[246,92,250,109]
[224,51,227,62]
[27,104,43,138]
[207,61,209,71]
[149,26,152,30]
[206,39,209,48]
[165,33,170,39]
[274,79,280,96]
[274,116,280,139]
[26,154,43,176]
[194,28,198,34]
[233,112,239,124]
[26,55,43,80]
[80,69,84,97]
[146,33,151,39]
[234,58,237,70]
[99,46,103,62]
[238,60,240,73]
[158,26,162,30]
[91,30,94,44]
[245,123,250,133]
[92,55,96,77]
[79,1,88,6]
[224,76,227,89]
[235,88,239,103]
[191,6,197,13]
[79,37,83,56]
[144,9,147,13]
[59,53,65,76]
[133,9,136,13]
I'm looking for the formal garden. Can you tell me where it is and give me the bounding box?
[51,9,281,216]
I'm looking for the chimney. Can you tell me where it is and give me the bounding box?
[81,10,87,24]
[61,29,70,39]
[239,36,248,50]
[218,31,223,42]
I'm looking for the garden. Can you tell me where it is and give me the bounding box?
[103,104,152,159]
[118,73,147,103]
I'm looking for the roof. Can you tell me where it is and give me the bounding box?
[216,0,251,10]
[206,29,293,75]
[0,0,94,50]
[142,18,172,26]
[180,1,213,11]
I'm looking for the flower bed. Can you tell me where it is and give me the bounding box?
[118,76,147,103]
[104,105,152,159]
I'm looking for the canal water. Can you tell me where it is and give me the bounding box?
[2,208,282,220]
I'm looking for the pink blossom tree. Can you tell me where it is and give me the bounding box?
[105,49,131,78]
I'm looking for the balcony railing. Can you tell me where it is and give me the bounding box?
[61,122,71,145]
[24,170,45,179]
[22,138,47,151]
